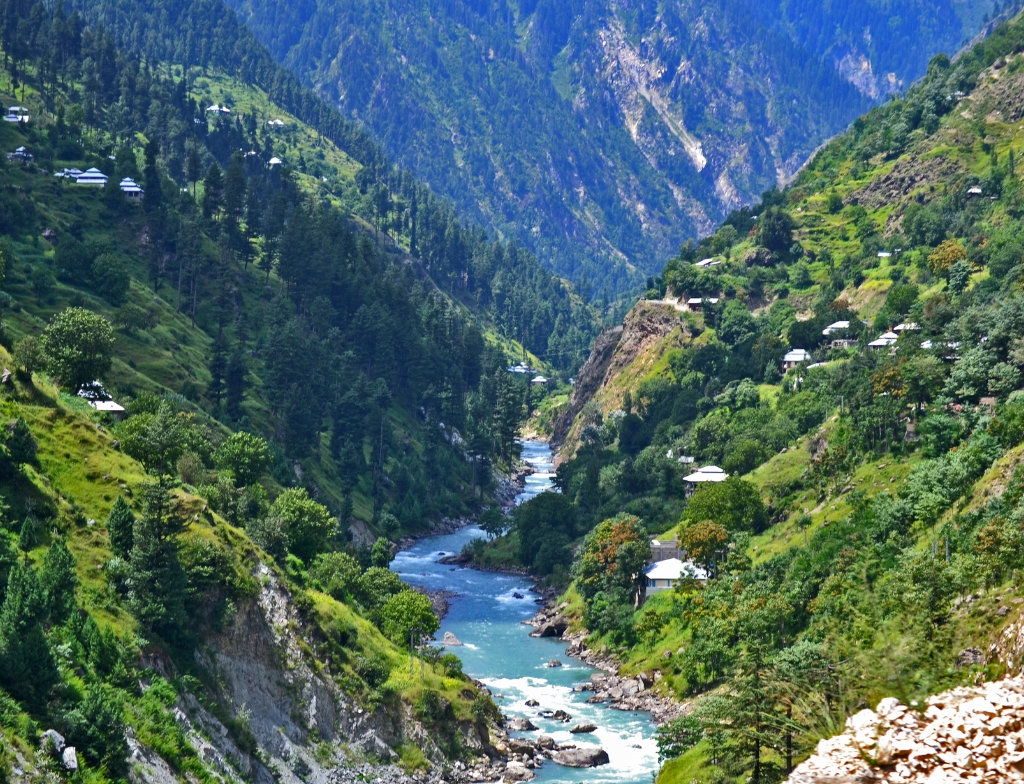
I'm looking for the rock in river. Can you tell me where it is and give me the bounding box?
[553,748,610,768]
[570,723,598,734]
[507,717,538,731]
[442,631,463,646]
[503,761,535,781]
[546,659,562,667]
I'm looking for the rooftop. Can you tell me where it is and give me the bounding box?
[644,558,708,581]
[683,465,728,483]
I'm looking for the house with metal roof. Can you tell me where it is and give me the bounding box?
[782,348,809,371]
[119,178,144,200]
[644,558,708,595]
[75,168,108,186]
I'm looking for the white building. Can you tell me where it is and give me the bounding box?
[268,156,283,167]
[869,331,899,350]
[644,558,708,595]
[686,297,719,312]
[119,178,144,200]
[822,320,850,336]
[682,465,728,496]
[6,146,32,162]
[782,348,809,371]
[4,106,28,122]
[893,323,920,333]
[530,375,548,386]
[75,168,108,186]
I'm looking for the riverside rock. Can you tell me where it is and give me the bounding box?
[552,748,610,768]
[442,631,463,646]
[506,717,538,731]
[569,723,597,734]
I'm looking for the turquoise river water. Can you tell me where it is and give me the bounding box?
[390,440,659,784]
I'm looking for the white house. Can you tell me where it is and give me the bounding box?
[75,168,108,186]
[869,331,899,350]
[6,146,32,162]
[77,382,126,420]
[4,106,28,122]
[694,258,715,268]
[686,297,719,312]
[782,348,809,371]
[206,104,231,114]
[119,178,144,200]
[54,167,83,179]
[267,119,285,127]
[268,156,283,167]
[530,375,548,386]
[893,323,920,333]
[822,320,850,336]
[967,186,983,197]
[682,465,728,497]
[644,558,708,595]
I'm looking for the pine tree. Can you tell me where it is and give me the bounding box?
[226,348,247,419]
[0,561,58,708]
[106,495,135,559]
[127,480,189,635]
[186,143,202,198]
[17,516,34,551]
[41,537,77,624]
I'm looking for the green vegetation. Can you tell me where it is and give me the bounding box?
[470,10,1024,783]
[219,0,995,297]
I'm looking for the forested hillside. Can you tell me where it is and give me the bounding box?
[0,0,598,777]
[219,0,998,292]
[479,10,1024,783]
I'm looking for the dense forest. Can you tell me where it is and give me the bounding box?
[218,0,996,293]
[0,0,601,776]
[475,9,1024,783]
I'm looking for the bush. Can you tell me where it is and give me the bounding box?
[355,654,391,689]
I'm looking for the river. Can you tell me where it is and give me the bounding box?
[390,440,659,784]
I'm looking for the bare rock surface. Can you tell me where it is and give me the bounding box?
[787,676,1024,783]
[552,748,610,768]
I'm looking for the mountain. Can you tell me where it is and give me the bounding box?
[473,9,1024,782]
[0,0,601,777]
[220,0,996,292]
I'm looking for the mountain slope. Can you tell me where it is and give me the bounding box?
[477,10,1024,784]
[219,0,995,292]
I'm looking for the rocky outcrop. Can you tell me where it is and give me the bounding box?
[553,301,684,459]
[787,677,1024,783]
[523,605,685,724]
[552,325,622,447]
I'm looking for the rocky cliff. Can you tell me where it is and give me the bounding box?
[553,301,686,459]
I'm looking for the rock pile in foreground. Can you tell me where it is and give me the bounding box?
[788,677,1024,783]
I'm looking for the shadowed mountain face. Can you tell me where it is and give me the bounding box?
[224,0,993,291]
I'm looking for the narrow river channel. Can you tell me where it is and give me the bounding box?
[391,440,659,784]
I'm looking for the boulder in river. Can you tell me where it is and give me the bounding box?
[507,717,538,731]
[503,761,535,782]
[546,659,562,667]
[570,723,597,734]
[553,748,610,768]
[513,592,524,599]
[536,736,555,750]
[525,699,540,707]
[551,710,572,722]
[442,631,463,646]
[531,615,570,638]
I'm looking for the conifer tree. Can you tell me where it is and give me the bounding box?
[106,495,135,559]
[17,516,34,551]
[41,537,77,624]
[127,481,189,635]
[0,560,58,708]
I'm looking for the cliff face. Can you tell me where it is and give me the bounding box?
[554,301,686,459]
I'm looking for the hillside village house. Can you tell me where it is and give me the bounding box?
[644,558,708,595]
[4,106,28,122]
[686,297,719,312]
[6,146,32,162]
[119,177,144,200]
[75,168,108,186]
[869,331,899,350]
[782,348,809,371]
[682,465,728,497]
